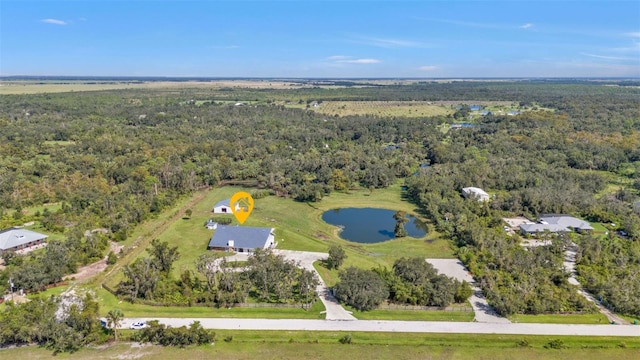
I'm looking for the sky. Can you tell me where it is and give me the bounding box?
[1,0,639,78]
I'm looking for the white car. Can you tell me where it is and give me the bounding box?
[129,321,148,330]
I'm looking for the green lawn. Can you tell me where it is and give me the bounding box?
[347,306,474,322]
[590,222,609,234]
[127,184,453,283]
[2,332,638,360]
[509,313,610,324]
[95,288,325,319]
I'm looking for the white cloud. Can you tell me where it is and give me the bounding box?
[418,65,438,71]
[358,37,427,48]
[41,18,67,25]
[625,32,640,38]
[326,56,381,64]
[580,52,634,61]
[342,58,380,64]
[520,23,533,29]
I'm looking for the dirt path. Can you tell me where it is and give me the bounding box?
[63,242,125,283]
[100,188,210,283]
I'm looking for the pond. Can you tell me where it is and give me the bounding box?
[322,207,427,243]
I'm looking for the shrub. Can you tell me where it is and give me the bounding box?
[251,189,273,199]
[339,334,352,344]
[515,339,530,348]
[106,251,118,265]
[212,217,233,225]
[544,339,566,349]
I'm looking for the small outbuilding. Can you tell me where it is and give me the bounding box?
[204,219,218,230]
[208,226,275,253]
[212,199,237,214]
[0,227,48,255]
[461,187,490,202]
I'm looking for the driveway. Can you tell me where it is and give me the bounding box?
[120,317,640,336]
[274,249,356,321]
[426,259,511,324]
[563,243,629,325]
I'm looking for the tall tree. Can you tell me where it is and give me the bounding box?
[326,245,346,270]
[148,239,180,274]
[106,309,124,342]
[334,267,388,311]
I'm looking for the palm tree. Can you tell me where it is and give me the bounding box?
[106,309,124,341]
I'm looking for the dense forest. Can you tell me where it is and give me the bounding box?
[1,81,639,316]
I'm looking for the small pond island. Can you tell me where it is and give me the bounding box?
[322,207,427,243]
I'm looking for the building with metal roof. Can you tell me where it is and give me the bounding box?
[208,225,275,253]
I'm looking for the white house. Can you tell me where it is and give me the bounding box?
[208,226,275,253]
[212,199,238,214]
[461,187,490,202]
[0,227,48,255]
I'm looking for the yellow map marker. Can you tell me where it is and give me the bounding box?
[230,191,254,224]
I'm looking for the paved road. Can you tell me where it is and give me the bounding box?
[120,317,640,337]
[426,259,510,324]
[274,249,356,320]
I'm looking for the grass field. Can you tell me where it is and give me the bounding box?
[0,80,311,94]
[347,306,474,322]
[509,313,610,324]
[104,183,453,285]
[2,331,638,359]
[94,183,454,318]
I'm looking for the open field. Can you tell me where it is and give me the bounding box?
[1,331,638,360]
[103,183,452,285]
[346,307,474,322]
[0,80,314,94]
[94,183,455,319]
[510,313,610,324]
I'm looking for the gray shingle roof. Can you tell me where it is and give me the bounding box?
[520,215,593,233]
[0,227,48,251]
[208,225,274,249]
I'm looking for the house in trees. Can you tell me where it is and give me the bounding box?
[208,225,275,253]
[212,199,238,214]
[0,227,48,255]
[461,187,490,202]
[519,215,594,235]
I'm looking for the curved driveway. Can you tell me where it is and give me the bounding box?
[426,258,510,324]
[120,318,640,336]
[274,249,356,320]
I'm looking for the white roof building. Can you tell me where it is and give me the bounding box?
[0,227,48,253]
[462,187,490,202]
[520,215,594,234]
